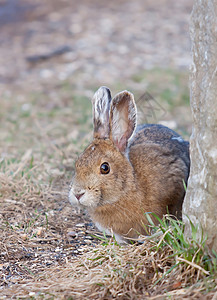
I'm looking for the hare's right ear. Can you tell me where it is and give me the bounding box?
[109,91,137,153]
[92,86,112,139]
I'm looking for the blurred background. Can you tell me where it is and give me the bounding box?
[0,0,193,173]
[0,0,194,283]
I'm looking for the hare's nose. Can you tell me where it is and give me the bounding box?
[75,192,85,201]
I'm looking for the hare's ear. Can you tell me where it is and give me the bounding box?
[109,91,137,153]
[92,86,112,139]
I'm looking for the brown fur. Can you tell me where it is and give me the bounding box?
[69,87,190,241]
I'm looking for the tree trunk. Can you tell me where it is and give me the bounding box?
[183,0,217,250]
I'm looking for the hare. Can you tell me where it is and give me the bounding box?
[69,87,190,243]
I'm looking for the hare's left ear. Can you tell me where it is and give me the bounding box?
[109,91,137,153]
[92,86,112,139]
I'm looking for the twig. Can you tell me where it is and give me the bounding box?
[177,257,209,275]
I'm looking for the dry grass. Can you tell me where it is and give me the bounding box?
[1,236,217,299]
[0,71,216,299]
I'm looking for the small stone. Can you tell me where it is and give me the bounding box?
[67,231,77,238]
[20,234,28,240]
[36,227,43,236]
[75,223,85,227]
[77,247,85,252]
[85,235,93,239]
[84,239,92,245]
[78,231,85,235]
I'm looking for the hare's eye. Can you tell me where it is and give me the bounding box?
[100,162,110,174]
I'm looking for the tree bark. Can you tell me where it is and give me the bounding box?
[183,0,217,250]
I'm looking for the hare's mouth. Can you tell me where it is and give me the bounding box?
[68,188,81,207]
[68,187,100,209]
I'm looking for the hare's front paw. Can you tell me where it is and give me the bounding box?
[95,222,127,244]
